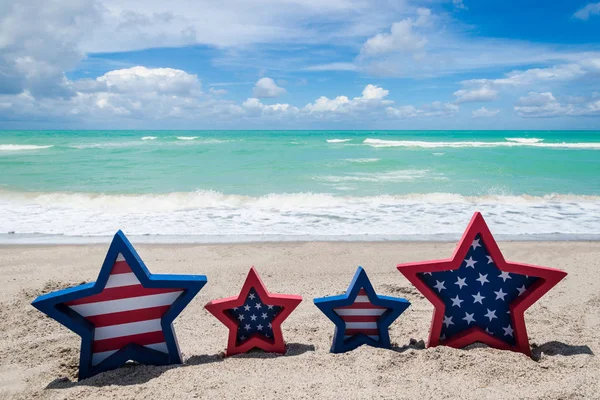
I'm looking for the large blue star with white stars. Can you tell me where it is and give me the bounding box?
[418,234,538,345]
[314,266,410,353]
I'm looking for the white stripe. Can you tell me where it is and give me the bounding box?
[116,253,125,262]
[91,342,168,366]
[355,295,370,303]
[344,335,380,340]
[146,342,168,354]
[105,272,140,289]
[69,291,183,317]
[334,308,385,316]
[92,349,117,366]
[346,322,377,329]
[94,319,162,341]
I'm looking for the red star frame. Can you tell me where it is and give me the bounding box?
[205,267,302,356]
[397,212,567,356]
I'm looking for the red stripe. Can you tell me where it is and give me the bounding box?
[345,329,379,335]
[65,285,182,306]
[339,315,380,322]
[93,330,165,353]
[358,289,367,295]
[86,306,170,327]
[111,261,132,275]
[334,303,387,310]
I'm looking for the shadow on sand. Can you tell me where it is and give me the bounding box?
[45,342,315,388]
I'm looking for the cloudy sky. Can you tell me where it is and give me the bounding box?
[1,0,600,130]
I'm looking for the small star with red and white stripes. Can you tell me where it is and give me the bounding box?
[314,266,410,353]
[31,230,207,380]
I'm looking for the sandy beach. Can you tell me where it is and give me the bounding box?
[0,241,598,399]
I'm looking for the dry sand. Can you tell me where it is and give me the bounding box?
[0,241,599,399]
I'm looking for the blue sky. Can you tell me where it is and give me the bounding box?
[1,0,600,130]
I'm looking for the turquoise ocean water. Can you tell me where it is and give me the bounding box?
[1,130,599,242]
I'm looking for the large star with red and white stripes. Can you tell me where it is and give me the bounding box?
[31,230,206,380]
[314,266,410,353]
[397,212,567,356]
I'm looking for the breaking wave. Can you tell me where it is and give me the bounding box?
[1,190,599,242]
[0,144,54,151]
[363,138,600,149]
[327,139,352,143]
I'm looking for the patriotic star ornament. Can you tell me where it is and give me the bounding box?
[397,212,567,356]
[31,231,207,380]
[314,266,410,353]
[205,267,302,356]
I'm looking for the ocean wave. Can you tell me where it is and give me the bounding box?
[68,141,143,149]
[1,190,599,240]
[505,137,543,144]
[176,136,199,140]
[363,138,600,149]
[0,144,54,151]
[141,136,157,140]
[344,158,380,163]
[315,169,435,183]
[327,139,352,143]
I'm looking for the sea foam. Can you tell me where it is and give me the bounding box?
[327,139,352,143]
[0,144,53,151]
[363,138,600,149]
[1,190,599,242]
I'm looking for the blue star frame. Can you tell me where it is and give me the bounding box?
[314,266,410,353]
[31,230,207,380]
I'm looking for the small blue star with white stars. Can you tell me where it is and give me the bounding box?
[227,288,282,345]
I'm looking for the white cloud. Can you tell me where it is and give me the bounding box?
[514,92,571,117]
[303,84,392,114]
[252,77,287,98]
[360,9,430,57]
[209,87,228,96]
[455,63,590,104]
[463,64,586,88]
[387,101,459,118]
[573,2,600,20]
[305,62,358,71]
[0,0,100,97]
[472,107,499,118]
[513,91,600,118]
[355,8,600,79]
[243,97,299,117]
[81,0,407,52]
[453,0,468,10]
[453,85,498,103]
[91,66,202,95]
[0,66,247,122]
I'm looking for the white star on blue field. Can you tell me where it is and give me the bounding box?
[418,235,539,345]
